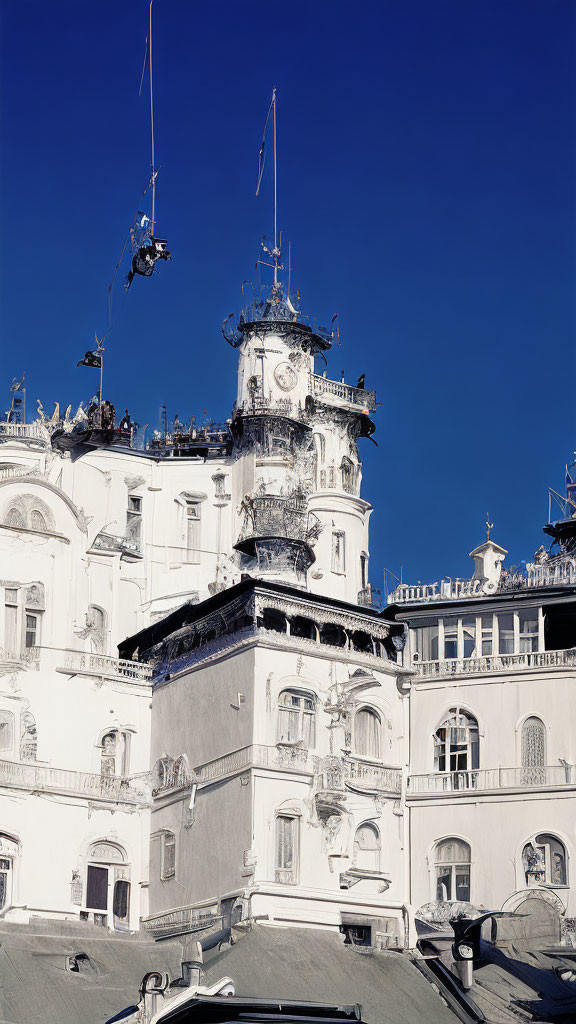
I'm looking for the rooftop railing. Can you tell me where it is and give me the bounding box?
[414,648,576,679]
[0,422,49,442]
[58,649,153,682]
[408,764,576,795]
[0,758,150,803]
[309,373,377,411]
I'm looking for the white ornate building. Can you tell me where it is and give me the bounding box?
[0,254,574,951]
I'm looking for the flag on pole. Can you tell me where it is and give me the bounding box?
[10,374,25,392]
[77,350,102,369]
[255,89,276,197]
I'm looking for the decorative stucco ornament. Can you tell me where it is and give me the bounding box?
[273,362,298,392]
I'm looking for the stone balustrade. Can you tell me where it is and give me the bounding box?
[408,764,576,796]
[0,758,150,803]
[56,648,153,682]
[414,648,576,680]
[141,902,220,938]
[309,373,377,411]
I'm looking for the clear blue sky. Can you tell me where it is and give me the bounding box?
[1,0,574,591]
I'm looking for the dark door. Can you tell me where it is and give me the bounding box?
[113,879,130,921]
[86,865,108,910]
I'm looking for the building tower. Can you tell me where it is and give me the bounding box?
[225,248,377,605]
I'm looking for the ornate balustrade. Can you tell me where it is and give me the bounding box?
[55,649,153,682]
[388,579,483,605]
[0,422,49,442]
[309,374,376,411]
[195,744,313,784]
[0,758,150,803]
[316,755,402,796]
[141,902,220,938]
[408,764,576,796]
[0,463,40,481]
[414,648,576,680]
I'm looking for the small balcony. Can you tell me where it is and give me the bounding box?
[408,764,576,797]
[56,649,153,683]
[309,373,376,412]
[316,756,402,797]
[0,758,150,804]
[414,648,576,680]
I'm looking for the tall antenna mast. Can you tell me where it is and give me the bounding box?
[149,0,156,236]
[273,87,278,287]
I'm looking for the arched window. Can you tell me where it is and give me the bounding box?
[434,708,479,776]
[30,509,47,531]
[523,834,567,887]
[314,433,326,464]
[4,507,25,528]
[88,605,107,654]
[0,711,14,755]
[85,841,130,930]
[353,823,381,871]
[275,814,299,884]
[522,717,546,768]
[277,690,315,747]
[434,838,471,902]
[354,707,381,759]
[99,730,131,777]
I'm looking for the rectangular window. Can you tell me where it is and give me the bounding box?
[275,815,298,884]
[4,590,18,655]
[519,609,538,653]
[161,832,176,880]
[185,502,201,562]
[462,617,476,659]
[25,613,38,648]
[332,531,346,573]
[498,613,514,654]
[443,618,458,660]
[126,495,142,552]
[481,614,493,656]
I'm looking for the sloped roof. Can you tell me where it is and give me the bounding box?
[0,920,182,1024]
[202,925,461,1024]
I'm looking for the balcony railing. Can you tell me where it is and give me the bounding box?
[141,902,220,938]
[57,649,153,682]
[414,648,576,679]
[309,373,377,411]
[195,744,313,784]
[388,579,484,605]
[0,422,48,442]
[316,756,402,796]
[0,758,150,803]
[408,765,576,795]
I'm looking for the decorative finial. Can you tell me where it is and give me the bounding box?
[486,513,493,542]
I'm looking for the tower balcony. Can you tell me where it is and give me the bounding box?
[235,495,319,549]
[309,373,376,413]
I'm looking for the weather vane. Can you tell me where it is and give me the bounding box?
[486,514,494,542]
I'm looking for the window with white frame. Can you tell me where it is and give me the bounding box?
[84,841,130,930]
[126,495,142,552]
[354,707,381,759]
[434,708,479,774]
[521,716,546,768]
[99,730,132,777]
[0,711,14,755]
[360,553,369,590]
[332,530,346,573]
[523,833,567,887]
[277,690,315,747]
[434,838,471,901]
[353,822,381,871]
[275,814,298,884]
[88,605,107,653]
[161,830,176,879]
[4,589,18,655]
[0,833,18,911]
[24,612,39,648]
[185,501,201,562]
[412,608,542,663]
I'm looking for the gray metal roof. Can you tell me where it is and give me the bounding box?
[202,925,462,1024]
[0,920,182,1024]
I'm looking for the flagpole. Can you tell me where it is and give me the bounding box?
[149,0,156,237]
[99,352,104,407]
[273,87,277,287]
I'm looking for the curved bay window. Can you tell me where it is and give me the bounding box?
[353,823,381,872]
[434,708,479,782]
[354,707,381,760]
[523,834,567,887]
[434,838,471,902]
[277,690,315,747]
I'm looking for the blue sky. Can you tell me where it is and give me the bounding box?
[1,0,574,591]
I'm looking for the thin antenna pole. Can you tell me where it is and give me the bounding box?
[99,353,104,407]
[149,0,156,236]
[288,241,291,296]
[273,87,277,286]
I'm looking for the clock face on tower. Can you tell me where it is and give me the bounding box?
[274,362,298,392]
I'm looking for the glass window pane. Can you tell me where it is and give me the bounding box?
[498,613,514,654]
